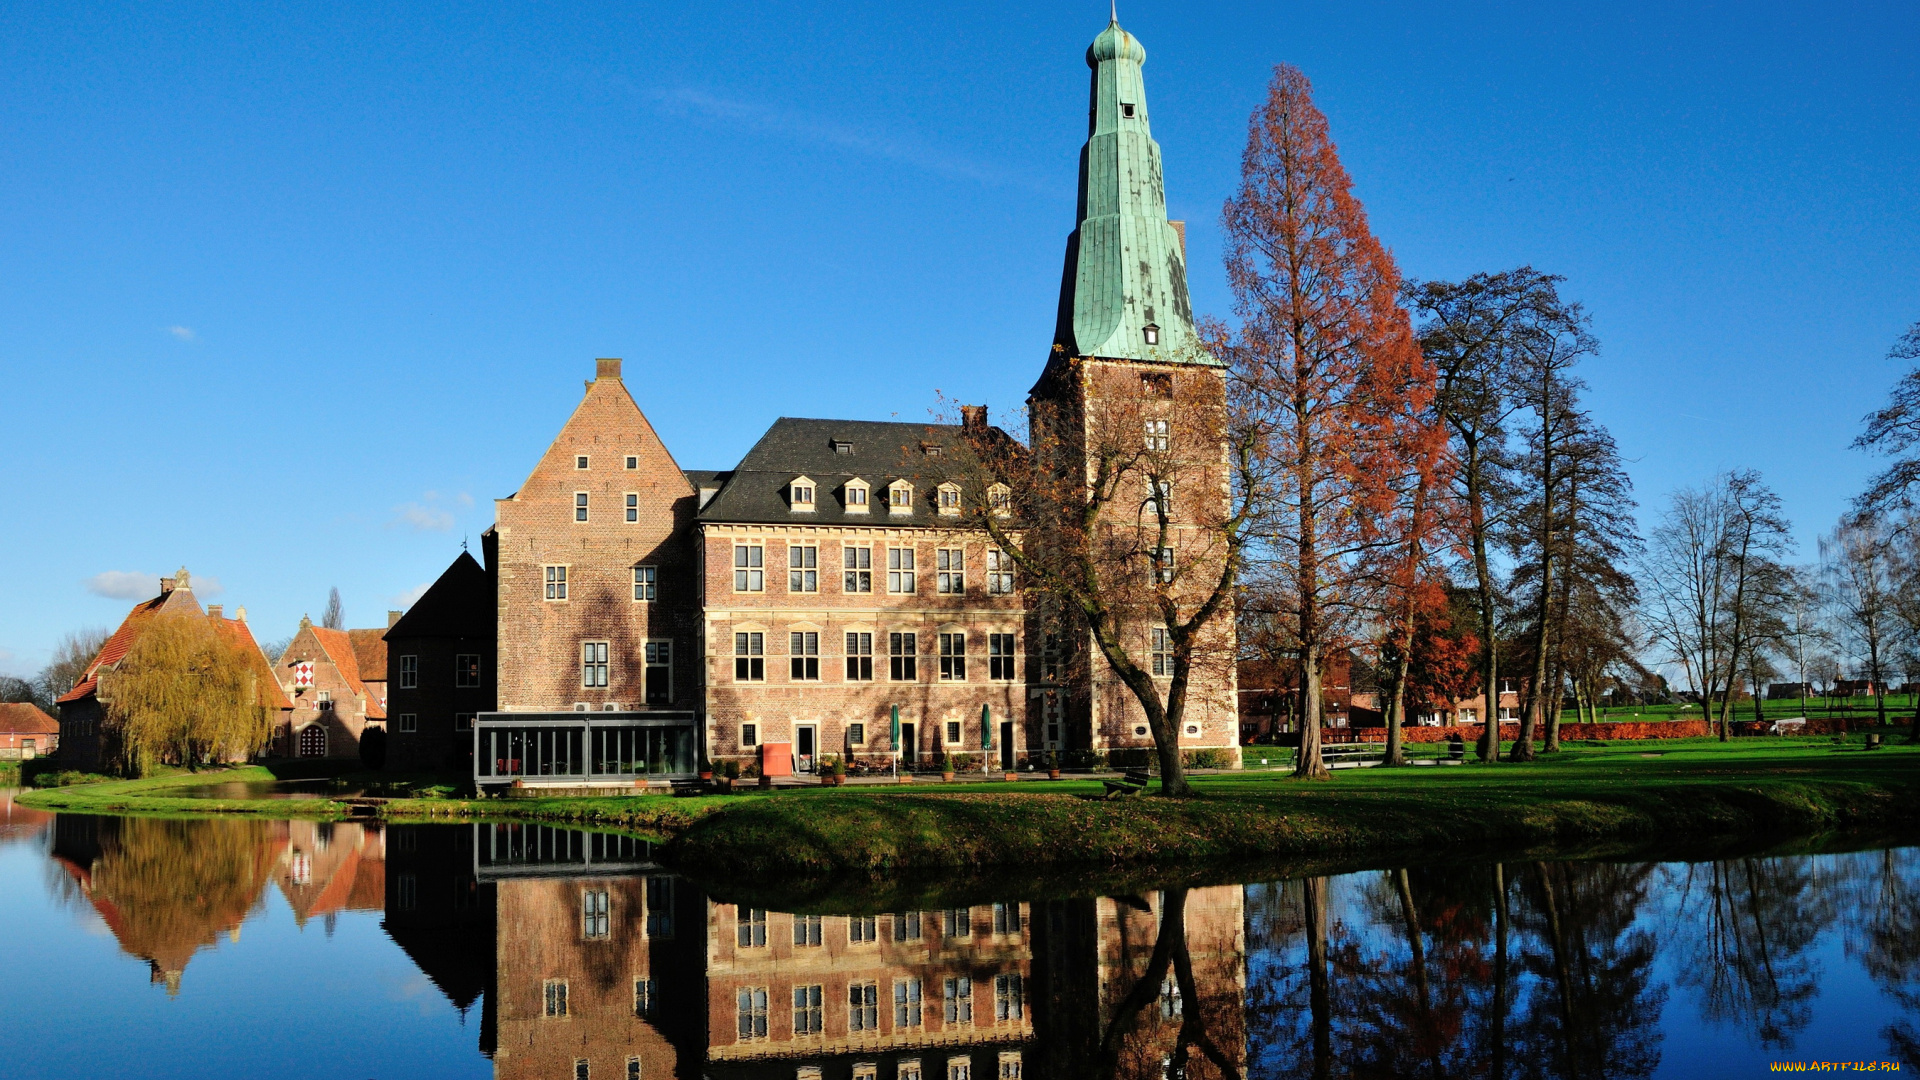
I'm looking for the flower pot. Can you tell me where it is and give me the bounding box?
[699,770,713,781]
[1047,769,1061,780]
[714,777,734,794]
[942,771,956,782]
[758,775,772,789]
[897,774,913,784]
[1003,772,1017,782]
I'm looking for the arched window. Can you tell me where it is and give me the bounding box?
[299,724,328,758]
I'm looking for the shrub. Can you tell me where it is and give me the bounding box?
[1182,747,1237,770]
[720,759,742,780]
[947,753,973,771]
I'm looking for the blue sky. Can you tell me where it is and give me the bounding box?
[1,1,1915,675]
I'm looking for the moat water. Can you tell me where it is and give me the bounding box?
[0,793,1913,1078]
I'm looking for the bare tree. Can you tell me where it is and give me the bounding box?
[1852,321,1920,522]
[35,627,110,710]
[1821,521,1898,732]
[321,587,344,631]
[1777,568,1831,719]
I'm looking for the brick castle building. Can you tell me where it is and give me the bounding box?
[458,16,1237,785]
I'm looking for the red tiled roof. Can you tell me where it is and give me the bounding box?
[347,629,387,686]
[0,702,59,735]
[56,587,201,705]
[210,615,294,712]
[309,627,385,719]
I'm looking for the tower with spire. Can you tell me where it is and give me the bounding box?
[1028,14,1240,762]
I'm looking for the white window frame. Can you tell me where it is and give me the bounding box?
[644,640,672,705]
[887,547,916,594]
[888,632,918,682]
[790,475,816,512]
[624,455,638,470]
[741,722,758,747]
[888,482,914,516]
[397,713,418,733]
[988,633,1016,681]
[848,722,866,745]
[575,492,590,522]
[1145,418,1169,451]
[987,549,1014,595]
[581,641,610,688]
[988,483,1011,516]
[1154,546,1175,584]
[734,545,764,592]
[938,632,967,682]
[1150,627,1173,677]
[788,545,818,592]
[734,632,765,681]
[399,654,419,689]
[843,545,872,593]
[575,455,590,470]
[936,548,965,594]
[633,564,657,601]
[845,631,874,681]
[455,654,481,688]
[544,565,569,601]
[844,479,870,513]
[625,492,638,522]
[789,631,820,681]
[937,483,962,515]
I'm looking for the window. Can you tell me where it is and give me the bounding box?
[575,492,590,522]
[788,632,819,680]
[1148,480,1171,517]
[938,484,961,515]
[316,690,332,712]
[1121,101,1137,118]
[455,712,474,731]
[1151,627,1173,677]
[900,1063,923,1080]
[1142,372,1173,397]
[627,1060,641,1080]
[633,978,655,1018]
[895,911,922,940]
[736,907,767,947]
[888,548,916,593]
[741,723,758,747]
[1160,977,1182,1019]
[399,654,418,689]
[736,987,768,1041]
[1459,707,1479,723]
[894,979,923,1028]
[845,632,874,680]
[845,481,870,512]
[889,632,917,681]
[633,565,657,601]
[944,977,973,1024]
[645,876,675,939]
[997,1052,1023,1079]
[1153,546,1175,584]
[793,913,823,946]
[456,654,481,687]
[948,1061,971,1080]
[545,565,568,601]
[581,642,609,688]
[1145,418,1169,451]
[946,720,962,744]
[988,484,1011,515]
[396,873,416,909]
[848,722,866,745]
[791,478,815,511]
[582,889,610,939]
[850,915,878,943]
[843,546,872,592]
[936,548,965,594]
[734,633,764,681]
[986,550,1014,595]
[943,908,972,937]
[994,974,1025,1021]
[1142,322,1160,345]
[544,979,570,1018]
[734,545,764,591]
[398,713,418,733]
[992,902,1021,935]
[834,440,854,454]
[644,641,671,705]
[989,634,1015,681]
[888,482,913,515]
[793,984,824,1036]
[939,633,966,681]
[575,1062,589,1080]
[788,546,818,592]
[625,492,638,522]
[849,981,879,1031]
[625,455,638,469]
[575,455,590,470]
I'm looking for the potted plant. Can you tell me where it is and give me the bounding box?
[715,759,741,793]
[1047,751,1062,780]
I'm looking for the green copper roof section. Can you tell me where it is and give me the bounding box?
[1052,19,1214,366]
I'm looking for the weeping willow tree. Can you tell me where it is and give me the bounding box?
[104,616,273,775]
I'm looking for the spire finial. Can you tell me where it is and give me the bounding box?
[1110,0,1117,24]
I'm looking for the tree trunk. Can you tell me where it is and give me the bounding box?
[1491,862,1509,1080]
[1544,667,1564,752]
[1295,643,1329,779]
[1304,876,1333,1080]
[1470,481,1501,764]
[1383,613,1413,767]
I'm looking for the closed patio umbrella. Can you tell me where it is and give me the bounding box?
[982,704,993,772]
[891,705,901,779]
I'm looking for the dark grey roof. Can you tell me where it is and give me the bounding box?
[697,417,998,526]
[683,469,731,489]
[386,552,493,641]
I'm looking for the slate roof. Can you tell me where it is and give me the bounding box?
[697,417,1012,526]
[0,702,59,735]
[386,552,493,641]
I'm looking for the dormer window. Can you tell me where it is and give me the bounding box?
[790,477,816,512]
[937,483,962,516]
[988,484,1012,516]
[844,479,870,513]
[920,442,942,457]
[888,482,914,515]
[1121,103,1137,119]
[833,440,854,455]
[1143,323,1160,346]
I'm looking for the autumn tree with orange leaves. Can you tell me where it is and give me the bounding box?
[1213,64,1441,780]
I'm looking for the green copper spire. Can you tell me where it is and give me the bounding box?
[1052,18,1210,365]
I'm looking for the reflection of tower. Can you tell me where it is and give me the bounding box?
[383,823,497,1041]
[705,902,1037,1079]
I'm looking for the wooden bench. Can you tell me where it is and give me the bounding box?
[1102,768,1153,798]
[1320,743,1388,769]
[669,778,706,797]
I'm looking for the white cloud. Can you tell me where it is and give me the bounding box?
[391,581,432,608]
[391,503,455,532]
[167,325,196,341]
[85,570,222,600]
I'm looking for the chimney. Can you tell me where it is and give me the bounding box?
[960,405,988,432]
[207,605,224,620]
[235,606,247,623]
[387,609,403,628]
[159,576,175,596]
[596,358,623,381]
[1170,220,1186,259]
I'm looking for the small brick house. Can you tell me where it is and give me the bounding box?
[275,617,388,760]
[0,702,59,759]
[57,569,290,771]
[385,549,498,773]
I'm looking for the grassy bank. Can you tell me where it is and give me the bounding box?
[18,739,1920,875]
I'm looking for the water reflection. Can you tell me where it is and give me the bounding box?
[21,816,1920,1076]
